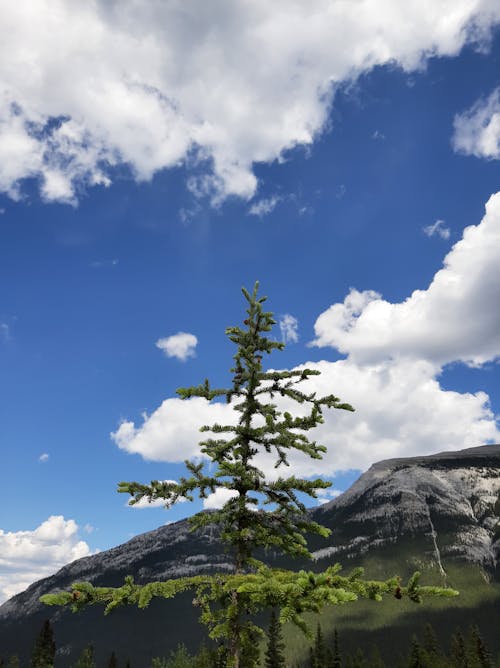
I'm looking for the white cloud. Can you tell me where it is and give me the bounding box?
[311,192,500,367]
[38,453,49,463]
[203,488,240,510]
[316,487,343,505]
[0,323,10,342]
[279,314,299,344]
[0,2,499,203]
[112,397,236,462]
[423,219,450,240]
[248,196,281,217]
[111,356,499,479]
[0,515,95,603]
[453,87,500,160]
[156,332,198,361]
[111,193,500,480]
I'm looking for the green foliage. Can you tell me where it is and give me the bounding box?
[469,625,493,668]
[367,645,385,668]
[41,283,457,668]
[118,282,354,567]
[407,636,426,668]
[31,619,56,668]
[345,648,367,668]
[331,629,342,668]
[423,623,441,657]
[151,644,192,668]
[265,611,286,668]
[310,624,327,668]
[73,644,96,668]
[7,657,20,668]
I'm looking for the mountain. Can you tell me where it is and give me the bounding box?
[312,443,500,575]
[1,444,500,665]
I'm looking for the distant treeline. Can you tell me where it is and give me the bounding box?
[2,617,499,667]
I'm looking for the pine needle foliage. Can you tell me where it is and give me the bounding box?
[41,283,458,668]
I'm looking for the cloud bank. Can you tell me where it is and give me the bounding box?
[112,193,500,478]
[1,1,499,203]
[0,515,94,603]
[312,193,500,367]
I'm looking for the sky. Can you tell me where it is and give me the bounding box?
[1,0,500,604]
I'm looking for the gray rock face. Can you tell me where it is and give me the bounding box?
[313,444,500,572]
[1,444,499,663]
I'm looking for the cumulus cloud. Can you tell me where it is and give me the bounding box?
[0,2,499,203]
[111,356,499,478]
[423,219,451,240]
[311,192,500,367]
[156,332,198,361]
[112,397,236,462]
[111,193,500,479]
[0,515,94,603]
[38,453,49,463]
[453,87,500,159]
[279,314,299,343]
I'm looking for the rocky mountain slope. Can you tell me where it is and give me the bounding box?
[1,444,499,664]
[312,444,500,576]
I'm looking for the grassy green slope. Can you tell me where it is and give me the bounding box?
[282,546,500,666]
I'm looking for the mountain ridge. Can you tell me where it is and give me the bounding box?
[1,443,500,664]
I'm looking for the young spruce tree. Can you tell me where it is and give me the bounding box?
[42,283,457,668]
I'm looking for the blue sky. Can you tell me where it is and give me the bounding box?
[1,2,500,602]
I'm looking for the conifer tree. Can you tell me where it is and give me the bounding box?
[368,645,385,668]
[107,651,118,668]
[193,644,214,668]
[42,284,457,668]
[345,648,367,668]
[73,644,96,668]
[311,625,327,668]
[450,629,468,668]
[407,636,425,668]
[423,622,441,658]
[265,610,286,668]
[469,625,493,668]
[31,619,56,668]
[331,628,341,668]
[7,657,19,668]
